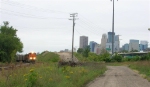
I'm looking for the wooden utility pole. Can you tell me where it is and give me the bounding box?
[69,13,78,62]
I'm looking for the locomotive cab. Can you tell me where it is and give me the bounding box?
[28,52,36,63]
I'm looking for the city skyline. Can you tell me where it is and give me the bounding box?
[0,0,149,53]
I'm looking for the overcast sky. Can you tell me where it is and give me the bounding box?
[0,0,150,53]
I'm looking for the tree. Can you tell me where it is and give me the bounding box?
[130,49,138,52]
[82,46,90,57]
[77,48,84,54]
[0,21,23,62]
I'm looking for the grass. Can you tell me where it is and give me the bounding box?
[106,61,150,81]
[128,61,150,81]
[0,52,106,87]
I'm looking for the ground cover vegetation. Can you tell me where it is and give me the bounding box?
[0,52,106,87]
[128,61,150,81]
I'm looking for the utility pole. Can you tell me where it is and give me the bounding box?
[110,0,118,56]
[69,13,78,62]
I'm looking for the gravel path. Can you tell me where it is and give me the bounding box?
[86,66,150,87]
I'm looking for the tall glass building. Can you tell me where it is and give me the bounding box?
[89,41,97,52]
[140,41,148,51]
[107,32,115,43]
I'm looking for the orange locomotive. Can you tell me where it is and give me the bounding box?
[16,52,36,63]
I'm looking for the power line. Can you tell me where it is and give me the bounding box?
[77,23,100,36]
[0,9,68,19]
[1,0,69,14]
[75,29,82,35]
[80,14,108,33]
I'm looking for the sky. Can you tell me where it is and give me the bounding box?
[0,0,150,54]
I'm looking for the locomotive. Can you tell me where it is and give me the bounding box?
[16,52,36,63]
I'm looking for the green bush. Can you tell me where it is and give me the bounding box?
[37,52,59,62]
[103,57,111,62]
[112,53,122,62]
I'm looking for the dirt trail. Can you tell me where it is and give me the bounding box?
[87,66,150,87]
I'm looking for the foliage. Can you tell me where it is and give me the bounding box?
[130,49,138,52]
[0,21,23,63]
[100,50,110,62]
[112,53,123,62]
[0,62,106,87]
[128,61,150,81]
[82,46,90,58]
[26,69,38,87]
[37,52,59,62]
[77,48,84,54]
[122,52,150,62]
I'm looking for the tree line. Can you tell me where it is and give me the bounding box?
[76,47,150,62]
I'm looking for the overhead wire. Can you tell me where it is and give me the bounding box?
[80,14,108,33]
[1,0,109,38]
[0,8,68,19]
[1,0,70,14]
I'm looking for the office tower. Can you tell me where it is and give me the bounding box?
[101,34,107,51]
[79,36,88,49]
[107,32,115,43]
[129,39,139,52]
[89,41,97,52]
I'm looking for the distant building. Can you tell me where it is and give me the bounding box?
[129,39,139,52]
[94,44,101,55]
[122,43,129,51]
[114,41,120,52]
[79,36,88,49]
[107,32,115,43]
[115,35,119,41]
[89,41,97,52]
[101,34,107,51]
[64,49,69,52]
[114,35,120,52]
[107,32,120,53]
[106,43,112,54]
[140,41,148,51]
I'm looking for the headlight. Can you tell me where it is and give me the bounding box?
[30,57,32,59]
[33,57,36,60]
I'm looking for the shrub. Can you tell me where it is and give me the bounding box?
[37,52,59,62]
[112,53,122,62]
[103,57,111,62]
[26,69,38,87]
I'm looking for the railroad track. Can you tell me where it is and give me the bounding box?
[0,63,31,71]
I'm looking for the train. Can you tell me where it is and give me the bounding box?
[16,52,36,63]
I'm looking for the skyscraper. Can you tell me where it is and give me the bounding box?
[101,34,107,51]
[140,40,148,51]
[114,35,120,52]
[94,44,101,55]
[89,41,97,52]
[107,32,115,43]
[79,36,88,49]
[106,32,120,53]
[129,39,139,52]
[122,43,129,51]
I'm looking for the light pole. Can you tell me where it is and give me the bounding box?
[110,0,118,56]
